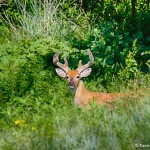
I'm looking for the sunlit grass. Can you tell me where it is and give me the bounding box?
[0,74,150,149]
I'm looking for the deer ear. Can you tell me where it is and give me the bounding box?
[55,68,66,78]
[80,68,92,78]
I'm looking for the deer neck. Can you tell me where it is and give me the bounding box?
[69,80,85,95]
[75,80,85,95]
[71,80,88,106]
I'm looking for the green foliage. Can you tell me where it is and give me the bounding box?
[69,21,149,83]
[0,35,150,150]
[0,86,150,149]
[65,0,150,36]
[118,39,138,79]
[0,0,150,149]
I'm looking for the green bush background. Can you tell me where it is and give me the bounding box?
[0,0,150,149]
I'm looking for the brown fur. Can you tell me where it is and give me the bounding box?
[64,69,123,108]
[73,80,122,108]
[67,70,78,78]
[53,51,147,108]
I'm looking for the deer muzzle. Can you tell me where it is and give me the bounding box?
[68,80,75,89]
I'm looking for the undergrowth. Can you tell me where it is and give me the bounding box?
[0,38,149,149]
[0,82,150,149]
[0,0,150,149]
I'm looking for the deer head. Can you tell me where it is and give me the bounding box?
[53,50,94,91]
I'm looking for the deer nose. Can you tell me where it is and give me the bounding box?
[69,80,75,87]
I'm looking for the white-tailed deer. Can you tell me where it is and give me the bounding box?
[53,50,122,108]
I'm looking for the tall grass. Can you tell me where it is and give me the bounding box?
[0,87,150,149]
[1,0,82,41]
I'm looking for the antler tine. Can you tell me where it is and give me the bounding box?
[78,60,82,67]
[64,57,68,66]
[76,50,94,73]
[53,51,70,72]
[53,51,60,64]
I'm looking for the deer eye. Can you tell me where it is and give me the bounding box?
[66,75,69,79]
[76,75,80,78]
